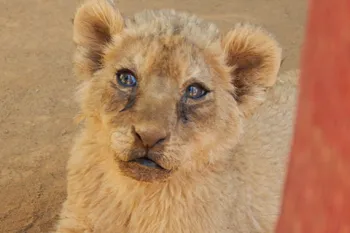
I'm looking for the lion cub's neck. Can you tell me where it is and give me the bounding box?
[108,171,231,232]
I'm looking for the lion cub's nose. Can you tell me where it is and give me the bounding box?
[133,126,168,148]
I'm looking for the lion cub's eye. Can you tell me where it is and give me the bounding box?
[116,69,137,87]
[185,83,208,99]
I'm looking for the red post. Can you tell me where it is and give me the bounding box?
[275,0,350,232]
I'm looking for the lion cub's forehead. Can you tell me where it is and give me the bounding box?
[125,9,220,51]
[138,38,210,84]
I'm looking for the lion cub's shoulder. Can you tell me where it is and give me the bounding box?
[229,70,299,231]
[241,69,299,148]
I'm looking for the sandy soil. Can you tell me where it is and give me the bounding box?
[0,0,306,232]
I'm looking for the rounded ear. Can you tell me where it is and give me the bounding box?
[73,0,124,78]
[222,23,282,117]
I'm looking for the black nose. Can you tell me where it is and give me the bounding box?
[133,126,168,148]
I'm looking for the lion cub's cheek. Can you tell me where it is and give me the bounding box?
[110,127,135,161]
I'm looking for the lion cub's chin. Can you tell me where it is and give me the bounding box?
[118,157,172,182]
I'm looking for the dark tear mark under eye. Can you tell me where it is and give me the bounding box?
[120,86,137,112]
[177,95,189,122]
[108,81,137,112]
[177,96,215,124]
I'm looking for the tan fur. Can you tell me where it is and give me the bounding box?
[55,0,298,232]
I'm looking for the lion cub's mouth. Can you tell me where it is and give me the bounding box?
[132,157,164,170]
[119,154,171,182]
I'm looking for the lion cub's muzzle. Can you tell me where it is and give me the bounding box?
[118,125,173,182]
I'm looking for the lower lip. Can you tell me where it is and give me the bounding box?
[133,158,163,169]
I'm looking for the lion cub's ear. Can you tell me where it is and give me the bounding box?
[73,0,124,78]
[222,24,282,117]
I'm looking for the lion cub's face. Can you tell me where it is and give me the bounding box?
[73,0,282,182]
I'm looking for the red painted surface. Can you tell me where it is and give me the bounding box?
[275,0,350,232]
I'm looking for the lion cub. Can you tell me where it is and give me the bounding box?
[55,0,297,232]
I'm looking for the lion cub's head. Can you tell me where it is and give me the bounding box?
[73,0,282,182]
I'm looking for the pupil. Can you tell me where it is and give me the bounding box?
[185,84,207,99]
[123,75,132,84]
[190,86,198,96]
[116,69,137,87]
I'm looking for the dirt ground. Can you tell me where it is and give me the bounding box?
[0,0,307,232]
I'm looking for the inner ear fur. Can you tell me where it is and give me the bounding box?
[222,23,282,117]
[73,0,124,78]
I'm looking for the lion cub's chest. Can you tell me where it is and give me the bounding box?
[84,179,231,233]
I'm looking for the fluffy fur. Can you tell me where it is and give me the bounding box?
[55,0,298,232]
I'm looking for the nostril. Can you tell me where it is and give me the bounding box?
[132,126,142,142]
[135,131,142,141]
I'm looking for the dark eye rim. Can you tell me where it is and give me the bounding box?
[116,68,137,87]
[185,83,210,99]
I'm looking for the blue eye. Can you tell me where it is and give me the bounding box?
[116,69,137,87]
[186,83,208,99]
